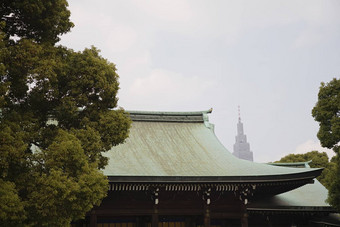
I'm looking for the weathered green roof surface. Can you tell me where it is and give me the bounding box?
[247,180,339,215]
[269,161,312,168]
[249,179,331,210]
[103,110,321,183]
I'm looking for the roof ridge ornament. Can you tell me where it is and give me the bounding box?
[128,109,212,116]
[203,108,215,132]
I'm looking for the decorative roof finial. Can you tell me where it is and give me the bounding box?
[238,105,241,122]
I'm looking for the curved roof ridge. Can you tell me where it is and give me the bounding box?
[268,161,312,168]
[127,108,213,116]
[127,109,213,123]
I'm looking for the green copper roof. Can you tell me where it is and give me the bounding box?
[104,122,316,176]
[248,179,332,211]
[103,110,321,183]
[104,111,322,190]
[269,161,312,168]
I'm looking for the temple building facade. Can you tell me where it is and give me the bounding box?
[75,109,336,227]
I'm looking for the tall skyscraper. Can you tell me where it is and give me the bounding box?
[232,107,253,161]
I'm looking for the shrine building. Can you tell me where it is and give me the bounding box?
[77,109,336,227]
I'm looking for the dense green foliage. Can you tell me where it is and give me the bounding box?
[276,151,336,190]
[1,0,74,44]
[0,1,131,226]
[327,155,340,212]
[312,78,340,212]
[0,179,25,226]
[312,78,340,150]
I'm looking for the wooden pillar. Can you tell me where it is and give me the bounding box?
[90,211,97,227]
[152,205,159,227]
[137,216,148,227]
[78,219,85,227]
[136,217,140,227]
[152,213,158,227]
[185,217,190,227]
[204,205,210,227]
[266,216,272,227]
[241,213,248,227]
[185,217,194,227]
[225,219,232,227]
[221,219,227,227]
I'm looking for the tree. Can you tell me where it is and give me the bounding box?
[0,1,131,226]
[312,78,340,211]
[327,155,340,212]
[275,151,334,189]
[1,0,74,44]
[312,78,340,151]
[322,156,337,193]
[0,179,26,226]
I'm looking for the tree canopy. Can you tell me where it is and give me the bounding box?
[312,78,340,212]
[275,151,335,190]
[0,1,131,226]
[312,78,340,151]
[1,0,74,44]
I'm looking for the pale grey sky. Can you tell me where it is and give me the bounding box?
[60,0,340,162]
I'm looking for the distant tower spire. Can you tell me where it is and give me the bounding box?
[232,107,254,162]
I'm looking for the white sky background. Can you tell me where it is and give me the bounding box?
[59,0,340,163]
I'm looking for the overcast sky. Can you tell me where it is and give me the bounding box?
[59,0,340,162]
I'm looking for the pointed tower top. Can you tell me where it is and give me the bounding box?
[233,106,254,161]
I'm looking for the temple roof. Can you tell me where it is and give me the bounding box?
[103,110,321,187]
[248,162,333,213]
[269,161,312,168]
[249,179,330,209]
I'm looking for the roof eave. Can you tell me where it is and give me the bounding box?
[107,168,322,183]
